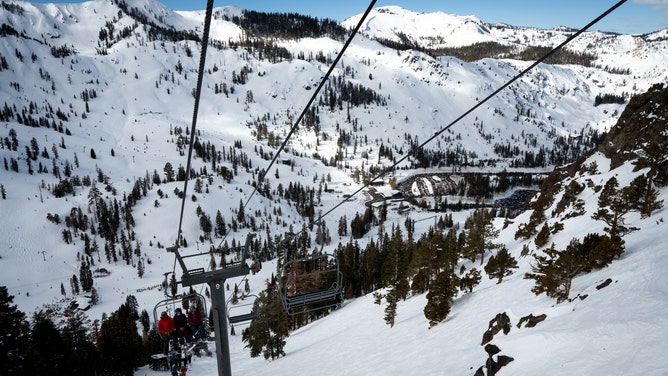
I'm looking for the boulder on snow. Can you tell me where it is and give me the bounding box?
[517,313,547,328]
[481,312,511,345]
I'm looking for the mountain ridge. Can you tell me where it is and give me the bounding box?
[0,2,666,375]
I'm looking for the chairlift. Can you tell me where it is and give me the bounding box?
[227,294,258,325]
[153,291,208,340]
[279,252,343,315]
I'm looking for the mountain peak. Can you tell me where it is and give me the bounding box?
[342,6,493,48]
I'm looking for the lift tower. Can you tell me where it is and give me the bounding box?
[167,233,255,376]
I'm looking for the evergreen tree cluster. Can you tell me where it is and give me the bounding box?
[277,181,318,220]
[0,1,25,15]
[320,75,388,110]
[227,38,293,64]
[231,10,346,41]
[330,211,509,323]
[244,206,521,358]
[523,172,663,302]
[594,93,627,106]
[374,38,598,66]
[0,22,19,37]
[220,11,348,64]
[0,287,158,375]
[403,129,603,171]
[50,44,77,58]
[525,234,618,303]
[1,101,70,130]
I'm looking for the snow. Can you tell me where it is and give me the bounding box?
[134,187,668,376]
[0,2,667,376]
[344,6,501,49]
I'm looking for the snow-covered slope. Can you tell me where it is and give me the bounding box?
[0,1,667,375]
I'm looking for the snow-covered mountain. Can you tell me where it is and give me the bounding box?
[0,1,667,375]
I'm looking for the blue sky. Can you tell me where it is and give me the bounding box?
[28,0,668,34]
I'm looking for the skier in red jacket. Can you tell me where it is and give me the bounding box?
[158,311,175,354]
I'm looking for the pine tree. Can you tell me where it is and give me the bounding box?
[463,209,500,265]
[28,312,69,376]
[524,243,568,302]
[384,288,398,327]
[139,309,150,339]
[484,246,518,284]
[592,176,638,254]
[79,260,93,292]
[423,267,459,327]
[242,278,289,360]
[0,286,31,375]
[137,259,144,278]
[338,215,347,236]
[199,213,213,239]
[459,267,481,293]
[237,199,245,225]
[232,284,239,304]
[176,165,186,181]
[71,274,80,295]
[524,236,606,303]
[215,210,226,237]
[90,287,99,305]
[60,312,101,376]
[633,140,668,201]
[534,223,550,249]
[580,232,620,269]
[381,224,410,300]
[97,299,143,376]
[163,162,175,182]
[209,254,217,270]
[626,174,663,218]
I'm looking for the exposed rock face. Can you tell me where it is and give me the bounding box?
[528,82,668,210]
[600,83,668,170]
[596,278,613,290]
[484,343,501,356]
[517,313,547,328]
[481,312,511,345]
[475,344,515,376]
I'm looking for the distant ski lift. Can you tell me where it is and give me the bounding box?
[227,294,258,325]
[279,252,343,314]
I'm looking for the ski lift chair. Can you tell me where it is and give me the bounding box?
[153,292,208,340]
[227,294,259,324]
[279,252,343,315]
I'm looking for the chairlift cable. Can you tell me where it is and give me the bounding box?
[263,1,628,294]
[273,0,628,316]
[172,0,215,276]
[162,0,625,318]
[212,0,377,256]
[235,0,378,232]
[299,0,629,234]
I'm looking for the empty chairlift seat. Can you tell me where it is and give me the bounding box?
[227,294,259,324]
[279,253,343,314]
